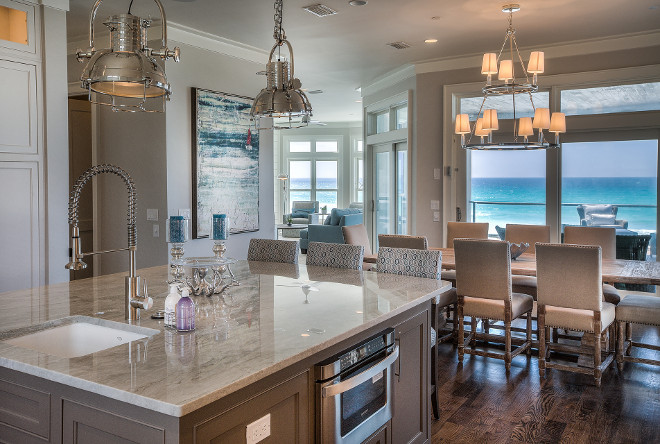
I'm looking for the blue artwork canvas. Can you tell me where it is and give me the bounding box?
[192,88,259,238]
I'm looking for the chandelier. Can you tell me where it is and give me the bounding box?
[455,4,565,150]
[251,0,313,130]
[77,0,180,112]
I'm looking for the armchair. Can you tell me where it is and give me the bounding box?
[284,200,319,225]
[299,208,363,253]
[577,204,628,229]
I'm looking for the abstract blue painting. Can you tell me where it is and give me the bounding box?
[192,88,259,238]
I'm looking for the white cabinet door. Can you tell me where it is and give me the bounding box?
[0,59,38,154]
[0,162,41,292]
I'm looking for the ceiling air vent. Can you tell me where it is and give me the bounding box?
[307,89,324,94]
[387,41,411,50]
[303,4,337,17]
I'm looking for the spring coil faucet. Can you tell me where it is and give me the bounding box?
[66,164,152,321]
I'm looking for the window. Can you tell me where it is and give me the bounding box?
[282,136,343,212]
[394,105,408,129]
[289,160,311,203]
[561,140,657,256]
[460,91,549,120]
[316,160,338,210]
[561,82,660,116]
[470,150,546,233]
[375,111,389,133]
[289,141,311,152]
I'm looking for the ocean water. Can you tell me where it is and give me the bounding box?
[471,177,657,232]
[289,178,338,209]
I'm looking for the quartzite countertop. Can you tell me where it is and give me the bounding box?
[0,261,451,417]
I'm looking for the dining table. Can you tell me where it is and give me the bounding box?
[431,247,660,286]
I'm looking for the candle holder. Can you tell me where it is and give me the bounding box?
[182,256,238,296]
[167,216,190,283]
[211,213,229,263]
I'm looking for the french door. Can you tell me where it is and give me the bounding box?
[372,142,408,247]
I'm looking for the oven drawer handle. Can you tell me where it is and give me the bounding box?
[322,346,399,398]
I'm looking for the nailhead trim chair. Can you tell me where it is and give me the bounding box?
[536,243,616,387]
[615,294,660,371]
[454,239,533,372]
[247,238,300,264]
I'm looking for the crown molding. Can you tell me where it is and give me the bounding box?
[67,21,267,64]
[361,64,415,97]
[33,0,69,10]
[415,30,660,75]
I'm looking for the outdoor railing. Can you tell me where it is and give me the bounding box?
[470,200,657,224]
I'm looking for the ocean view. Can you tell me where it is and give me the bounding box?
[471,177,657,232]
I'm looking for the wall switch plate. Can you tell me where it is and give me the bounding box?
[179,208,191,219]
[152,224,159,238]
[431,200,440,210]
[434,168,442,180]
[246,413,271,444]
[433,211,440,222]
[147,209,159,221]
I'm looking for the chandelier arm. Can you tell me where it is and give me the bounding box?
[496,32,509,63]
[511,34,531,84]
[466,96,489,146]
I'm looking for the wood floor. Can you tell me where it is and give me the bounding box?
[431,323,660,443]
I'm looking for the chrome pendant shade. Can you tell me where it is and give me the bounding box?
[77,0,180,112]
[251,0,313,130]
[456,4,565,150]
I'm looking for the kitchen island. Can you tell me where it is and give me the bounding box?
[0,261,451,443]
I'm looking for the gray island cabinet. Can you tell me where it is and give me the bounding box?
[0,262,449,443]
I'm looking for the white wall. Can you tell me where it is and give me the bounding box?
[165,42,275,259]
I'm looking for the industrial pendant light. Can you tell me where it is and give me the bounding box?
[77,0,181,112]
[251,0,313,130]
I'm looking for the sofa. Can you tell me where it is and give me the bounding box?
[284,200,319,225]
[299,208,363,253]
[577,204,628,229]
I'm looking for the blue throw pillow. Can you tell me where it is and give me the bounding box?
[296,207,315,215]
[495,225,506,240]
[330,208,362,226]
[291,212,309,218]
[323,215,331,225]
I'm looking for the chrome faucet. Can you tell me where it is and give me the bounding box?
[66,164,153,321]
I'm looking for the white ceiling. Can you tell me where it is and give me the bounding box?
[66,0,660,123]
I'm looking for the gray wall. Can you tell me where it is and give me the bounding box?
[43,5,70,284]
[165,42,274,259]
[364,45,660,248]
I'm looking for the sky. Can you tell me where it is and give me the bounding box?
[471,140,658,178]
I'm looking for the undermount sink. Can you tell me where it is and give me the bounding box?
[4,316,159,358]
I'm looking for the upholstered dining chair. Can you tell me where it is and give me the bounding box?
[377,246,457,420]
[306,242,364,270]
[615,294,660,371]
[442,222,489,285]
[454,239,533,372]
[247,238,300,264]
[378,234,429,250]
[563,226,620,305]
[536,243,616,387]
[504,224,551,298]
[342,224,377,269]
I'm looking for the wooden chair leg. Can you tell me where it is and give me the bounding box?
[552,327,559,343]
[505,322,512,372]
[526,311,532,356]
[625,322,632,356]
[470,317,477,347]
[594,328,602,387]
[457,303,465,363]
[484,319,490,335]
[538,308,546,378]
[617,321,625,372]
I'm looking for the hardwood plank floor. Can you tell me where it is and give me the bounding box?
[432,323,660,443]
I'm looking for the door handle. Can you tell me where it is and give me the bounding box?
[322,346,399,398]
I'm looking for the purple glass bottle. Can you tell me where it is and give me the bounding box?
[176,289,195,331]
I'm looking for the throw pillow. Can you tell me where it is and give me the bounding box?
[296,207,315,215]
[495,225,506,240]
[342,224,372,256]
[291,212,309,218]
[330,208,362,226]
[324,215,331,225]
[587,213,616,226]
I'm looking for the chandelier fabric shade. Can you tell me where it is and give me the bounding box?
[454,4,565,150]
[250,0,313,130]
[77,0,180,112]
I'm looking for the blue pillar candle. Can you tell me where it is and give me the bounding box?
[212,214,229,240]
[168,216,186,243]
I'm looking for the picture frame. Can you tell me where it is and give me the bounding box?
[191,88,259,239]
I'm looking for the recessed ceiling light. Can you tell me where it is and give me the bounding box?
[355,100,362,103]
[301,333,310,337]
[431,16,441,20]
[349,0,368,5]
[425,38,438,43]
